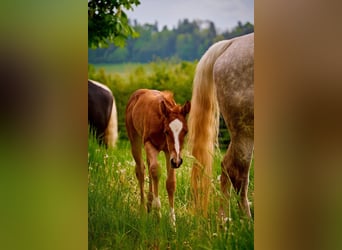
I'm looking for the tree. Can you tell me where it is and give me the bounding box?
[88,20,254,63]
[88,0,141,48]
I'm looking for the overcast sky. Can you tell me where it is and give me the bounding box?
[127,0,254,33]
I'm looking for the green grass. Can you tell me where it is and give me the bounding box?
[88,133,254,249]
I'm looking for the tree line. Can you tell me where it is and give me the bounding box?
[88,19,254,64]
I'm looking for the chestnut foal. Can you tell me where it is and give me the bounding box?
[126,89,190,225]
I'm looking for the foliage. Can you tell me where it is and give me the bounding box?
[88,0,140,48]
[88,133,254,249]
[221,21,254,40]
[89,19,254,63]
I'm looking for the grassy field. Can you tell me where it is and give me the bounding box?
[88,132,254,249]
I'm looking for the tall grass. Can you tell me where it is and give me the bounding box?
[88,132,254,249]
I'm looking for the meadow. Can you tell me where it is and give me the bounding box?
[88,136,254,250]
[88,62,254,249]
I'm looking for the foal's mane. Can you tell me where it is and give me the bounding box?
[161,90,177,108]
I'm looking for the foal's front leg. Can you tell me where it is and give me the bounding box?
[144,142,161,217]
[165,152,176,226]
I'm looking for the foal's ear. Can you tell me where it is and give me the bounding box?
[181,101,191,116]
[160,100,170,118]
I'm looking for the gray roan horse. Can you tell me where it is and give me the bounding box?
[188,33,254,218]
[88,79,118,148]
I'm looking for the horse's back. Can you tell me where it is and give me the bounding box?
[214,33,254,93]
[125,89,162,139]
[214,33,254,138]
[126,89,160,118]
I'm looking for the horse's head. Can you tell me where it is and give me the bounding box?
[160,100,191,168]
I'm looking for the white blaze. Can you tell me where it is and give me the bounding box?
[169,119,183,157]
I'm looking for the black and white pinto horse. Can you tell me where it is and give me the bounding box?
[88,79,118,148]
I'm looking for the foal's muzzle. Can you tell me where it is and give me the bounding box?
[171,157,183,168]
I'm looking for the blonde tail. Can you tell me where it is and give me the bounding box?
[104,95,118,148]
[188,40,232,216]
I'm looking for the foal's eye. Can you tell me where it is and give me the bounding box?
[164,131,169,135]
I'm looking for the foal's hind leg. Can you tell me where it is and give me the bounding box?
[220,136,253,218]
[130,136,146,211]
[144,141,161,217]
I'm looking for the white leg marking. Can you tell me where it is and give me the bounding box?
[152,197,162,218]
[169,119,183,157]
[170,208,176,227]
[152,197,161,209]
